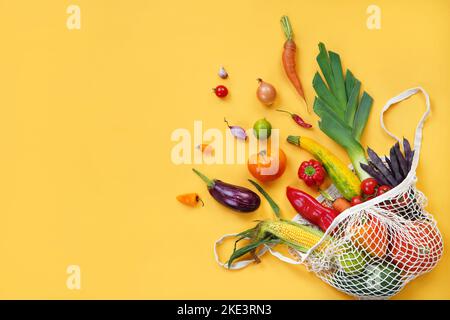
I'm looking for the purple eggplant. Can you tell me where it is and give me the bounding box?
[192,169,260,213]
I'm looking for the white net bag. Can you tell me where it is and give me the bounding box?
[214,88,444,299]
[301,186,442,299]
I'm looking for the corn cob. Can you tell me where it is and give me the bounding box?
[226,180,331,268]
[259,220,328,253]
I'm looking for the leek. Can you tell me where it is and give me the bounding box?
[312,43,372,180]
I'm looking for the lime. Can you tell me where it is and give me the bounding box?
[253,118,272,140]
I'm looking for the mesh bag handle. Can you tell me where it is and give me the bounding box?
[213,233,272,270]
[214,233,302,270]
[380,87,430,179]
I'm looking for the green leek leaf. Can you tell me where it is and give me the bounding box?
[345,70,356,98]
[313,73,344,120]
[316,43,336,94]
[353,92,373,141]
[319,113,359,152]
[345,79,361,126]
[329,51,347,109]
[314,98,350,132]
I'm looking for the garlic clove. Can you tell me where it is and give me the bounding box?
[218,66,228,79]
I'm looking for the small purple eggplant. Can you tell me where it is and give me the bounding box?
[192,169,260,213]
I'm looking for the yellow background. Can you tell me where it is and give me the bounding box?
[0,0,449,299]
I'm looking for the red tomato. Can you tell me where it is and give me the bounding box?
[361,178,378,195]
[377,185,392,196]
[351,196,364,206]
[247,149,287,182]
[389,221,443,273]
[213,85,228,98]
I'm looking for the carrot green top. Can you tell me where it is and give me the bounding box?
[281,15,294,41]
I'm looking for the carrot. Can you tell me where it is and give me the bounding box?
[332,197,352,213]
[280,16,308,112]
[176,193,204,207]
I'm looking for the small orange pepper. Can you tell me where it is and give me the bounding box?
[176,193,204,207]
[196,144,215,156]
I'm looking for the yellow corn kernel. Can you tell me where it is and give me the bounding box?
[261,220,328,252]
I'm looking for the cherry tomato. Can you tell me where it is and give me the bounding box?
[247,148,287,182]
[377,185,392,196]
[213,85,228,98]
[351,196,364,206]
[361,178,378,195]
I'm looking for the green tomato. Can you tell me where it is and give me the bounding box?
[338,247,367,275]
[253,118,272,140]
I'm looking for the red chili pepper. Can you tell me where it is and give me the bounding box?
[286,186,339,231]
[298,159,326,187]
[276,109,312,128]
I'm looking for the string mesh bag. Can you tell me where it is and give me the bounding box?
[214,88,443,299]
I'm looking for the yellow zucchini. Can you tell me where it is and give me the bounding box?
[287,136,361,200]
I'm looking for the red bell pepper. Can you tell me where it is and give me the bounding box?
[286,186,339,232]
[298,159,326,187]
[297,159,334,201]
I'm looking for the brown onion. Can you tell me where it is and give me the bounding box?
[256,78,277,106]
